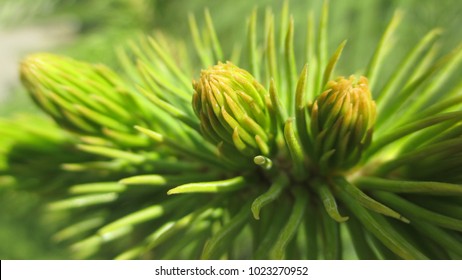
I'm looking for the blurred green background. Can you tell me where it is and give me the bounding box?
[0,0,460,259]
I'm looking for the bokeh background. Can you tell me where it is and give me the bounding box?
[0,0,460,259]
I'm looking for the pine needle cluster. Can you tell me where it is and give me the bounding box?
[1,1,462,259]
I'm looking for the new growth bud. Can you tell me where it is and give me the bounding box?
[20,53,137,137]
[310,76,376,173]
[192,62,274,166]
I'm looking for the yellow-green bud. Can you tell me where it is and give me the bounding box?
[310,76,376,172]
[192,62,274,164]
[20,53,135,136]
